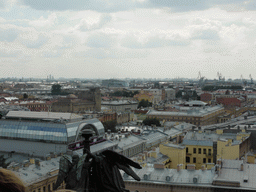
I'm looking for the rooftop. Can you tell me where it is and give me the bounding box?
[5,111,83,121]
[147,105,224,117]
[124,166,215,185]
[214,159,256,190]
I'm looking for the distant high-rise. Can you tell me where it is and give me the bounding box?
[102,79,129,87]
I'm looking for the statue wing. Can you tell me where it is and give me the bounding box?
[101,150,142,181]
[53,155,72,190]
[76,154,87,181]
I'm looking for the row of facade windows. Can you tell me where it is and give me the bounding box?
[186,147,211,155]
[32,182,54,192]
[186,157,212,163]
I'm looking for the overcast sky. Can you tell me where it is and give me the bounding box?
[0,0,256,79]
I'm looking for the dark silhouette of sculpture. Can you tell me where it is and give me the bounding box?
[54,150,141,192]
[53,155,80,190]
[54,128,142,192]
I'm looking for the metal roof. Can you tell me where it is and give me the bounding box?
[6,111,83,120]
[182,139,213,146]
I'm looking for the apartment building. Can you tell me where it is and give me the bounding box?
[146,105,225,126]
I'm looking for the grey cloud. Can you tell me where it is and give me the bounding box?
[192,29,220,40]
[21,0,143,12]
[147,0,209,12]
[244,1,256,10]
[76,14,112,32]
[0,28,19,42]
[86,33,117,48]
[21,0,251,12]
[121,35,190,49]
[83,49,108,59]
[20,35,48,48]
[0,50,21,57]
[42,50,63,58]
[79,48,149,59]
[0,0,5,8]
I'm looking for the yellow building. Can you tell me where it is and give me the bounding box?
[159,143,186,169]
[182,128,251,170]
[183,140,214,170]
[216,129,251,160]
[247,152,256,164]
[134,90,154,102]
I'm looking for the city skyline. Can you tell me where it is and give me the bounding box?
[0,0,256,79]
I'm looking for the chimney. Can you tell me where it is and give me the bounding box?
[23,160,30,167]
[217,159,222,167]
[13,163,20,172]
[35,159,41,170]
[187,164,195,170]
[46,154,51,161]
[29,158,35,164]
[177,164,182,172]
[154,164,165,169]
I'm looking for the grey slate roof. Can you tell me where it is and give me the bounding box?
[6,111,83,121]
[182,139,213,146]
[123,167,215,185]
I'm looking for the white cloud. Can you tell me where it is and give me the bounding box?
[86,32,117,48]
[19,30,49,48]
[29,13,57,28]
[72,14,112,32]
[0,17,6,22]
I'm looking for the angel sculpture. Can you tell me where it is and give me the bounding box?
[54,150,141,192]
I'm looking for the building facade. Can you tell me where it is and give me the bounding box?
[146,106,225,126]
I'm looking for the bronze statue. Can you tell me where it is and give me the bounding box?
[53,155,80,190]
[54,150,141,192]
[54,129,141,192]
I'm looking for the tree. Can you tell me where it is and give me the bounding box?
[51,84,62,95]
[175,90,183,98]
[138,99,152,108]
[143,118,161,127]
[102,120,117,133]
[23,93,28,99]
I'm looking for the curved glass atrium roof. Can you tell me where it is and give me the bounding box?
[0,118,105,144]
[0,120,67,143]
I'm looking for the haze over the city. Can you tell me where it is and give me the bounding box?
[0,0,256,79]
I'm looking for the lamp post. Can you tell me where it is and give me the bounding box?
[81,129,94,154]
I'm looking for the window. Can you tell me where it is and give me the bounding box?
[38,188,41,192]
[203,158,206,163]
[43,187,46,192]
[193,148,196,154]
[193,158,196,163]
[203,148,206,154]
[186,147,188,153]
[208,149,212,155]
[186,157,190,163]
[208,158,211,163]
[198,148,201,154]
